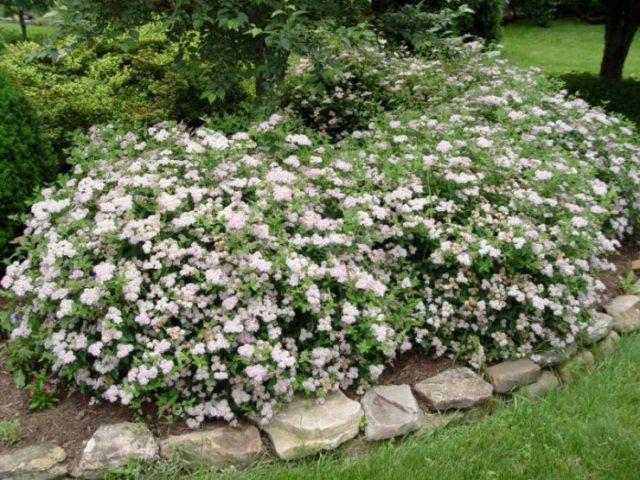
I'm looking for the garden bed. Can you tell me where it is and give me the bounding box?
[0,243,636,470]
[2,34,640,478]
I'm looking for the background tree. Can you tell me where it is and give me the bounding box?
[0,0,51,40]
[52,0,369,102]
[598,0,640,79]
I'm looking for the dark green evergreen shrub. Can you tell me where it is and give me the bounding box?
[0,74,55,261]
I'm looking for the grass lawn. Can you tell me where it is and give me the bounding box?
[109,333,640,480]
[502,18,640,78]
[502,18,640,127]
[0,21,55,45]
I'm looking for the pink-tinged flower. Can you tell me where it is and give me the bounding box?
[245,364,268,383]
[93,262,116,282]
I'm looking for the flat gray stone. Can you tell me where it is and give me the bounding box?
[557,350,596,382]
[596,331,621,356]
[485,359,541,393]
[604,295,640,333]
[361,385,421,441]
[531,343,578,368]
[160,424,262,468]
[262,390,363,460]
[515,370,559,398]
[584,311,614,344]
[0,443,67,480]
[414,367,493,410]
[75,422,158,479]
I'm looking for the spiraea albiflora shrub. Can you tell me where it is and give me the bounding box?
[1,42,639,427]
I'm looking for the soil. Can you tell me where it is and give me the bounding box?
[598,242,638,301]
[0,242,637,466]
[0,352,135,464]
[378,353,453,386]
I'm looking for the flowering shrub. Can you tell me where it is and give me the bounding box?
[2,43,640,427]
[281,34,479,137]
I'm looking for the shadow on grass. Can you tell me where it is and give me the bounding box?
[558,73,640,128]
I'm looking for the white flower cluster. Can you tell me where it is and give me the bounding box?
[2,43,639,426]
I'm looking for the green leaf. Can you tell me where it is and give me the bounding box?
[14,370,26,389]
[279,37,291,50]
[246,27,263,37]
[200,90,218,103]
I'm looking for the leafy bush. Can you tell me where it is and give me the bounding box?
[373,0,504,41]
[280,32,477,137]
[52,0,371,104]
[559,73,640,128]
[456,0,504,40]
[2,43,640,427]
[0,74,55,262]
[374,2,473,56]
[0,24,240,157]
[558,0,607,19]
[507,0,561,27]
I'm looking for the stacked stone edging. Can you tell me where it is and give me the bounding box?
[2,294,639,478]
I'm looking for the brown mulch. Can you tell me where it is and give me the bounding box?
[598,242,638,301]
[0,242,637,465]
[378,353,453,386]
[0,352,135,464]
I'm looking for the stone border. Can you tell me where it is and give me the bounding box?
[1,295,636,479]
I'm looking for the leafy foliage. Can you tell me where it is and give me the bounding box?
[375,0,504,41]
[0,74,55,262]
[374,1,473,55]
[454,0,504,40]
[0,420,20,446]
[0,24,240,158]
[51,0,369,102]
[508,0,561,27]
[280,28,472,137]
[2,41,639,426]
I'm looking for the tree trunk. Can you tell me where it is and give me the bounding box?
[18,10,27,41]
[599,11,639,80]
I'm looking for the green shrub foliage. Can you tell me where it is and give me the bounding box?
[280,31,471,137]
[0,24,238,157]
[2,42,640,426]
[374,2,473,55]
[507,0,561,26]
[456,0,504,40]
[52,0,370,104]
[0,75,55,261]
[373,0,504,42]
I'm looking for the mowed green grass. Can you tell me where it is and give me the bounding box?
[502,18,640,78]
[109,333,640,480]
[0,21,55,45]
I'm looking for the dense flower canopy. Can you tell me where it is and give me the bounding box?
[2,43,639,426]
